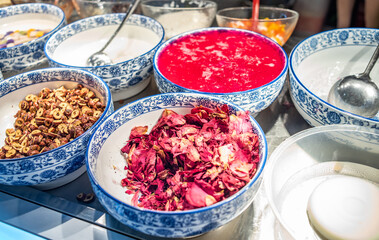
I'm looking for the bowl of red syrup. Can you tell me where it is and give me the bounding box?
[153,27,288,115]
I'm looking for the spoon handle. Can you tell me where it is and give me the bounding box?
[99,0,141,53]
[361,44,379,79]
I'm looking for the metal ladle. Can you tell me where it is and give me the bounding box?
[327,44,379,118]
[86,0,141,67]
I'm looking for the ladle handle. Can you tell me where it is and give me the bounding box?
[99,0,141,52]
[361,44,379,79]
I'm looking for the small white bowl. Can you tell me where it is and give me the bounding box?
[0,68,113,190]
[86,92,267,238]
[0,3,66,74]
[45,13,165,101]
[289,28,379,127]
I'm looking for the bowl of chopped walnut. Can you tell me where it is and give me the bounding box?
[0,67,113,190]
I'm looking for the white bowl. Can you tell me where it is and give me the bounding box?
[86,92,267,238]
[289,28,379,127]
[153,27,288,116]
[0,3,66,74]
[45,13,165,101]
[0,67,113,190]
[264,125,379,239]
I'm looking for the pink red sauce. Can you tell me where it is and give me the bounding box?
[157,30,286,93]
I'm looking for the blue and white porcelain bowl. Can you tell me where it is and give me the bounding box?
[0,68,113,190]
[0,3,66,74]
[45,14,165,102]
[86,92,267,238]
[289,28,379,128]
[153,27,288,116]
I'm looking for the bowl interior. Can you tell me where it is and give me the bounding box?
[87,93,267,211]
[290,29,379,119]
[0,14,61,36]
[45,14,163,67]
[265,125,379,239]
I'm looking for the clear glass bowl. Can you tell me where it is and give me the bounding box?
[141,0,217,40]
[216,6,298,46]
[264,125,379,239]
[75,0,133,19]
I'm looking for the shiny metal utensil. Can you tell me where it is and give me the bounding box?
[328,44,379,118]
[86,0,141,67]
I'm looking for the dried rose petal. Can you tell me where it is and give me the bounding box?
[120,105,260,211]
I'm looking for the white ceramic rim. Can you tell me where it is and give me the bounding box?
[264,124,379,239]
[44,13,165,69]
[289,27,379,122]
[0,67,112,164]
[86,92,268,215]
[216,6,299,22]
[0,3,66,51]
[153,27,288,95]
[141,0,217,10]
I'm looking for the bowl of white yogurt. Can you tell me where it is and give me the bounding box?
[44,13,165,101]
[141,0,217,40]
[264,125,379,240]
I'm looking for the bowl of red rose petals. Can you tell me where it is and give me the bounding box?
[86,92,267,238]
[0,3,66,74]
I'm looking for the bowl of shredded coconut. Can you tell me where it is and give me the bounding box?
[141,0,217,40]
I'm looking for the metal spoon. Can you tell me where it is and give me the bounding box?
[327,44,379,118]
[86,0,141,67]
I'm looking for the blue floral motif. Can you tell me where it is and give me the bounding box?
[109,66,121,77]
[338,30,348,41]
[310,38,318,48]
[95,17,105,24]
[40,169,57,179]
[53,150,67,161]
[256,101,265,110]
[130,103,144,116]
[161,95,175,105]
[19,160,35,171]
[0,81,10,95]
[129,77,142,86]
[103,120,116,135]
[0,164,6,174]
[32,51,43,59]
[298,89,306,102]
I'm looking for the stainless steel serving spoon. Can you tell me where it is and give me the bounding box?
[86,0,141,67]
[327,44,379,118]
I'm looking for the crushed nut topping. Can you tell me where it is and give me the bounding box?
[0,85,106,159]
